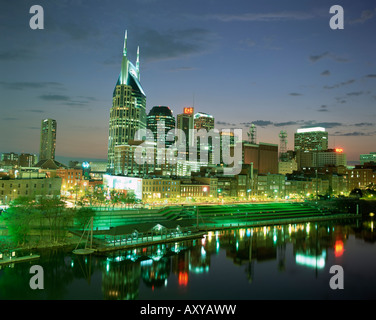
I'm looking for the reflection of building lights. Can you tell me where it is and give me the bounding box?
[334,240,344,257]
[178,271,188,286]
[296,252,326,269]
[201,247,206,257]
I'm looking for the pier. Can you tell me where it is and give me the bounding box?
[0,254,40,266]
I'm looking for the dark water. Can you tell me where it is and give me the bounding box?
[1,217,376,300]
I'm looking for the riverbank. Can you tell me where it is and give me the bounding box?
[1,200,369,253]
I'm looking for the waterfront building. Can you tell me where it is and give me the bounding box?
[143,178,180,200]
[345,164,376,191]
[107,31,146,173]
[39,119,57,161]
[146,106,176,148]
[0,177,62,204]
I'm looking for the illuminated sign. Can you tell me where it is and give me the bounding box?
[335,148,344,153]
[183,107,194,115]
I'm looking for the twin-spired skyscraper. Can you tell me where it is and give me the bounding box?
[107,31,147,173]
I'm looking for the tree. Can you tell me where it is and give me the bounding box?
[74,207,96,229]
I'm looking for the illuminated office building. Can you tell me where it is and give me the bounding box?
[194,112,214,131]
[176,107,194,149]
[107,31,146,173]
[39,118,57,161]
[294,127,328,151]
[146,106,175,147]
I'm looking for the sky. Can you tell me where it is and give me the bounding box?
[0,0,375,164]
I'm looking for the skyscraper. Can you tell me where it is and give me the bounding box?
[146,106,176,147]
[294,127,328,151]
[176,107,194,150]
[107,31,147,173]
[39,118,57,161]
[194,112,214,131]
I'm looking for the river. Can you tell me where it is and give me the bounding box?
[1,217,375,300]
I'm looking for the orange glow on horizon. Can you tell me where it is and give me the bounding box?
[335,148,344,153]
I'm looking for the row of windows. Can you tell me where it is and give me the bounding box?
[143,187,178,192]
[143,180,178,185]
[1,183,52,188]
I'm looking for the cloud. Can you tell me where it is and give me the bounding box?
[289,92,302,96]
[324,79,355,89]
[216,121,236,126]
[204,11,315,22]
[39,94,70,101]
[317,105,328,112]
[0,81,63,91]
[37,94,95,108]
[349,9,376,24]
[241,120,273,127]
[137,28,214,62]
[333,131,375,137]
[2,117,18,121]
[309,52,329,63]
[365,74,376,78]
[274,121,301,127]
[309,52,349,63]
[346,91,364,96]
[353,122,374,127]
[321,70,330,76]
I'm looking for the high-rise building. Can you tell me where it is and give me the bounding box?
[176,107,194,149]
[194,112,214,131]
[39,118,57,161]
[294,127,328,151]
[147,106,176,147]
[107,31,146,173]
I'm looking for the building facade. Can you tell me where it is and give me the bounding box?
[294,127,328,151]
[107,31,146,173]
[39,118,57,161]
[0,177,62,204]
[146,106,176,147]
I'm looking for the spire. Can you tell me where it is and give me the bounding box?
[123,30,128,56]
[136,46,140,80]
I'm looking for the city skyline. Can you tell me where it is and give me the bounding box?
[0,0,375,163]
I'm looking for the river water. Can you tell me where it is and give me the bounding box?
[1,217,375,300]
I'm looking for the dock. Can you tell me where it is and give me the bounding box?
[0,254,40,266]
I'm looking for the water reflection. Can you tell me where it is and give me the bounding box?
[1,217,375,299]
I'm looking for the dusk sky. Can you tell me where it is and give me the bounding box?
[0,0,375,163]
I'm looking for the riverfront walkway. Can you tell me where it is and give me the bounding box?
[70,201,360,253]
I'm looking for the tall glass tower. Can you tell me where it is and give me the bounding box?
[39,118,57,161]
[107,31,146,173]
[147,106,176,147]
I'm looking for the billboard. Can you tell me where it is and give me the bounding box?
[103,175,143,200]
